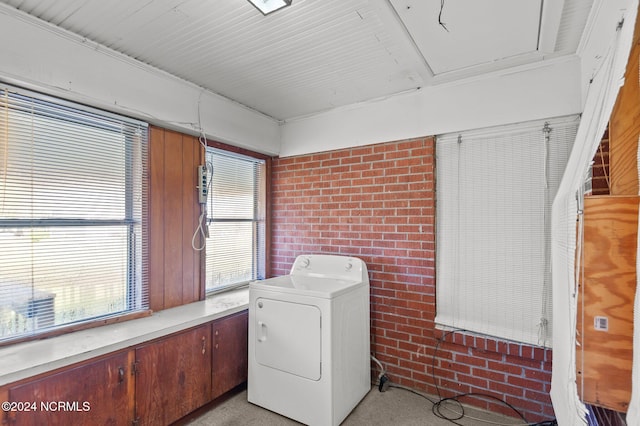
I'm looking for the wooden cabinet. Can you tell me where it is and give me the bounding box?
[135,324,212,425]
[0,311,248,425]
[4,351,134,426]
[126,311,247,424]
[212,311,248,399]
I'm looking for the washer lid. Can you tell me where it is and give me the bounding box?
[250,275,365,299]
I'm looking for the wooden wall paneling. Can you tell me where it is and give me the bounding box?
[610,120,640,195]
[181,135,199,303]
[180,134,193,303]
[149,127,166,311]
[149,127,203,311]
[199,142,206,301]
[162,130,185,309]
[579,195,638,411]
[609,13,640,196]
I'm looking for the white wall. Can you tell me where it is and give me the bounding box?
[0,6,281,156]
[577,0,634,106]
[280,57,583,157]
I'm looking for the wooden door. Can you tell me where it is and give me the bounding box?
[135,324,212,425]
[7,351,134,426]
[212,310,248,399]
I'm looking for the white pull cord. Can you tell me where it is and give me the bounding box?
[191,208,208,251]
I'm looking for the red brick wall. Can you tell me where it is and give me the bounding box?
[271,137,554,423]
[591,127,610,195]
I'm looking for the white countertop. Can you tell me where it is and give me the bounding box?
[0,287,249,387]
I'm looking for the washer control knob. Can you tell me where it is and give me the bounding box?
[345,262,353,271]
[258,301,263,308]
[300,257,311,268]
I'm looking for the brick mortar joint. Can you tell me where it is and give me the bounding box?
[434,329,552,362]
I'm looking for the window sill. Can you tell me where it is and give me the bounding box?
[0,287,249,387]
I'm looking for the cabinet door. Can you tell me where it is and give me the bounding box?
[212,310,248,399]
[7,351,134,426]
[135,324,212,425]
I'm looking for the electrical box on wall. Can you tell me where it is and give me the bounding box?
[198,165,208,204]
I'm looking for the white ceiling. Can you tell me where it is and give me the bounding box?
[0,0,594,122]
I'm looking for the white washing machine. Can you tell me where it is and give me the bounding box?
[248,254,371,426]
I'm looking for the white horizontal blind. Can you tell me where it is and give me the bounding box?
[205,148,265,292]
[435,116,578,346]
[0,86,148,342]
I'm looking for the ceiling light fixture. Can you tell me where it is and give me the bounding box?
[247,0,292,15]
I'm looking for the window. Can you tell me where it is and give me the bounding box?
[435,116,578,347]
[0,86,148,343]
[205,148,266,293]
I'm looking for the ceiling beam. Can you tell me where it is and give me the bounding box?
[538,0,566,52]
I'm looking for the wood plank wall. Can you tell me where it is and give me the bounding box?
[609,12,640,195]
[578,9,640,412]
[580,196,638,412]
[149,127,204,311]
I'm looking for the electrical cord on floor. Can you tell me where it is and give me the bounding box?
[370,329,558,426]
[372,379,556,426]
[370,355,390,392]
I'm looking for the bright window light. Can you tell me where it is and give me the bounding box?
[247,0,292,15]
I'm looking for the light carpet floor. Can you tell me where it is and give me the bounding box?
[183,386,530,426]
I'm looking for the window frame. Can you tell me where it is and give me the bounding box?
[434,116,579,347]
[203,140,271,295]
[0,85,150,345]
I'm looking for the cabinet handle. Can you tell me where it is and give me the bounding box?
[118,367,125,384]
[202,336,206,355]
